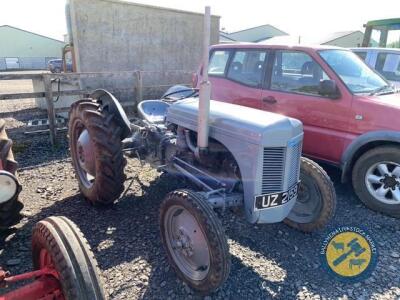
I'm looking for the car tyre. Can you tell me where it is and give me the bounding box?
[352,146,400,218]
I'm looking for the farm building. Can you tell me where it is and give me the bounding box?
[0,25,65,70]
[219,31,236,43]
[222,24,288,43]
[318,30,365,47]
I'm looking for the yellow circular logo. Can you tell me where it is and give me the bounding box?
[320,227,377,282]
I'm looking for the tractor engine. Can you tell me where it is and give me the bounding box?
[166,98,303,224]
[126,97,303,224]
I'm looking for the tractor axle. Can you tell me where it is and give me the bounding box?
[0,268,63,300]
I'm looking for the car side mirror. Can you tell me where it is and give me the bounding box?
[319,80,340,99]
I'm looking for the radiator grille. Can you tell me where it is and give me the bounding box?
[262,147,285,194]
[287,141,302,188]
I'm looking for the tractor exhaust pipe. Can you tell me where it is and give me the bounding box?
[197,6,211,154]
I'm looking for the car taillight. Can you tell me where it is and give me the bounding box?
[192,72,198,88]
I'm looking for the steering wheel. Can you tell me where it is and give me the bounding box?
[161,88,199,103]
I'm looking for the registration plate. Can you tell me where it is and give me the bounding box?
[254,183,299,211]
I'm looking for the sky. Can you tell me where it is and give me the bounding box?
[1,0,399,41]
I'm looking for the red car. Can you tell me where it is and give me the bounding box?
[194,44,400,218]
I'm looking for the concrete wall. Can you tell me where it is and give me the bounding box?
[67,0,220,102]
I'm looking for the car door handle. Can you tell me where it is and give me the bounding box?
[262,96,277,104]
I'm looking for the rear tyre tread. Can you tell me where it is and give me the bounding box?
[68,100,126,205]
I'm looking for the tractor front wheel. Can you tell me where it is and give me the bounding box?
[284,157,336,232]
[69,100,126,205]
[32,216,106,300]
[160,189,230,295]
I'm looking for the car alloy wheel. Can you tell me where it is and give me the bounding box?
[365,161,400,204]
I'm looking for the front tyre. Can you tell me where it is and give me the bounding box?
[160,189,230,295]
[352,146,400,218]
[69,100,126,205]
[284,157,336,232]
[32,216,106,300]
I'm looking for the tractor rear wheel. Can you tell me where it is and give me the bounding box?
[284,157,336,232]
[69,100,126,205]
[32,216,106,300]
[0,119,23,228]
[160,189,230,295]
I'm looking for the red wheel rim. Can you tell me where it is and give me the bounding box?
[39,248,60,280]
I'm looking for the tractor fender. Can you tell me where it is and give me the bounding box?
[90,89,131,139]
[341,130,400,182]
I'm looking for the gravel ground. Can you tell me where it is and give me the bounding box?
[0,131,399,300]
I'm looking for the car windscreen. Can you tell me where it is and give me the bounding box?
[319,49,389,94]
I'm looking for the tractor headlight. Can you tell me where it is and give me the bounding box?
[0,171,19,204]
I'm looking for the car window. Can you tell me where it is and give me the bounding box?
[226,50,267,87]
[208,50,230,76]
[354,51,368,61]
[375,52,400,82]
[319,50,388,94]
[271,50,330,96]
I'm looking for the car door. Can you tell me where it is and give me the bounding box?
[5,58,20,69]
[208,48,268,109]
[374,51,400,88]
[261,49,352,164]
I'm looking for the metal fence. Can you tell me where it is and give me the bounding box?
[0,70,193,145]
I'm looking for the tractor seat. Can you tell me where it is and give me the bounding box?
[137,100,170,124]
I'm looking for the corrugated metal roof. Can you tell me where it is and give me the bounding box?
[0,25,65,43]
[318,31,363,44]
[226,24,288,43]
[219,31,236,42]
[0,25,65,57]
